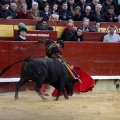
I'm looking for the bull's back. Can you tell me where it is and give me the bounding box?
[44,58,66,77]
[20,58,66,81]
[20,58,48,78]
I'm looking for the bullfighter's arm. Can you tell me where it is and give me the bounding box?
[56,53,68,63]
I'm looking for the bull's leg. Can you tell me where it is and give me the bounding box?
[54,82,65,101]
[54,89,68,101]
[15,78,28,100]
[54,91,61,101]
[62,89,69,100]
[34,82,47,101]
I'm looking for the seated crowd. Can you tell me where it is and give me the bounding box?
[60,18,120,42]
[15,18,120,42]
[0,0,120,22]
[0,0,120,42]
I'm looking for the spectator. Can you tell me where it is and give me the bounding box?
[77,0,88,14]
[72,27,84,41]
[15,23,28,41]
[61,19,76,41]
[88,0,99,12]
[40,4,52,20]
[101,0,113,14]
[51,3,59,15]
[28,2,42,20]
[15,0,26,12]
[17,4,30,19]
[79,18,95,32]
[37,0,48,10]
[36,19,54,30]
[53,0,65,10]
[93,22,102,32]
[93,3,105,22]
[81,6,96,21]
[59,2,73,21]
[112,0,120,15]
[67,0,77,13]
[103,25,120,42]
[0,1,9,19]
[73,6,82,21]
[6,3,18,19]
[104,5,118,22]
[25,0,42,10]
[50,4,60,20]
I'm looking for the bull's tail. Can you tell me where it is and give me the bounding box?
[0,57,30,77]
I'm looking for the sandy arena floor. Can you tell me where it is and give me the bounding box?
[0,90,120,120]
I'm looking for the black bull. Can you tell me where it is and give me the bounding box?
[0,57,80,101]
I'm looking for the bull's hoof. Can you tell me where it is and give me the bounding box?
[43,93,49,96]
[54,97,58,101]
[14,96,19,100]
[65,96,69,100]
[40,95,48,101]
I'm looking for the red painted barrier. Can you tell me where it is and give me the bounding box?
[83,32,106,42]
[0,41,45,77]
[0,41,120,77]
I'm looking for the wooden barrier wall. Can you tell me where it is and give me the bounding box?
[0,41,120,77]
[83,32,106,42]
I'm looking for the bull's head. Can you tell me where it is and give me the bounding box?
[65,77,82,96]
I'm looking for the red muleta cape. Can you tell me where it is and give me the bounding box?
[52,67,95,96]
